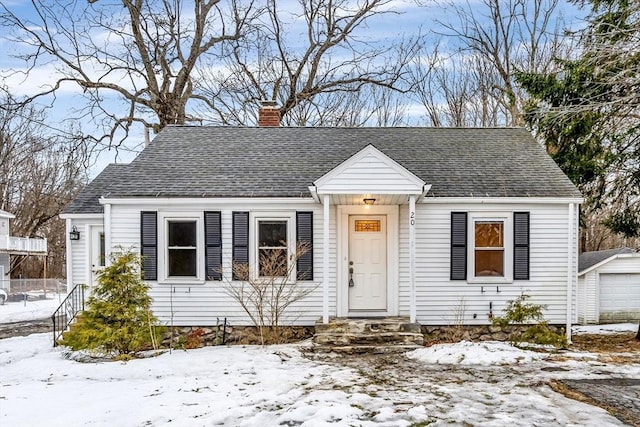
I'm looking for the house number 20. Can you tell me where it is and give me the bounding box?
[410,211,415,226]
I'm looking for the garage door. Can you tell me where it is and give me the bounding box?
[599,273,640,322]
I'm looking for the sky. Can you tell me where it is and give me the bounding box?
[0,0,588,178]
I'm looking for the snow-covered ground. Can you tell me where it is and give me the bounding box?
[1,331,639,426]
[0,294,63,323]
[572,322,639,335]
[1,305,638,426]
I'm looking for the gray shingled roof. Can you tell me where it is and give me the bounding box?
[578,247,637,273]
[64,164,129,214]
[64,126,581,214]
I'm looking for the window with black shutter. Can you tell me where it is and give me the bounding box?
[232,211,249,280]
[513,212,530,280]
[204,211,222,280]
[140,211,157,280]
[450,212,467,280]
[296,212,313,280]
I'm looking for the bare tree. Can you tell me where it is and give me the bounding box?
[0,90,88,279]
[0,0,258,149]
[196,0,418,126]
[418,0,567,126]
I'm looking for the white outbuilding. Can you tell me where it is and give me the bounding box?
[577,247,640,324]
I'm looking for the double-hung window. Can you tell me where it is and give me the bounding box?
[158,212,204,283]
[470,215,512,282]
[249,213,296,280]
[167,220,198,277]
[258,220,288,277]
[474,221,504,277]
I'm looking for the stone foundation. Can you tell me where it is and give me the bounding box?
[160,323,567,349]
[422,324,566,343]
[162,325,315,348]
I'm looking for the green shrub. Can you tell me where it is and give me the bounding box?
[60,251,164,358]
[493,294,567,349]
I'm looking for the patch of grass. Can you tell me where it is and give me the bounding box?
[571,333,640,353]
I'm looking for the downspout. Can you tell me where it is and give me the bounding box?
[566,203,575,344]
[323,194,330,323]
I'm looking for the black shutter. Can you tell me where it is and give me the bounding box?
[450,212,467,280]
[205,211,222,281]
[296,212,313,280]
[232,211,249,280]
[140,211,157,280]
[514,212,530,280]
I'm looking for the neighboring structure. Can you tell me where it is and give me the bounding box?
[577,247,640,324]
[61,111,582,338]
[0,209,48,293]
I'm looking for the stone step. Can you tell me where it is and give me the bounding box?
[314,317,422,334]
[314,323,421,335]
[312,317,425,353]
[313,344,423,354]
[314,331,424,346]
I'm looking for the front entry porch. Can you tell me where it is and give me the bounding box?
[310,144,430,324]
[313,316,424,354]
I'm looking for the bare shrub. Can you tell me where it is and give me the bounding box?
[222,242,317,345]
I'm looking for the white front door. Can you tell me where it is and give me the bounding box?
[348,215,387,311]
[90,226,106,286]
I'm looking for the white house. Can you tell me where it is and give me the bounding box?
[61,108,582,339]
[0,209,48,294]
[577,248,640,324]
[0,210,12,292]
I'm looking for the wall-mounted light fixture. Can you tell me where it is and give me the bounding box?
[69,225,80,241]
[363,198,376,205]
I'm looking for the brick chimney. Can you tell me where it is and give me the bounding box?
[258,100,280,127]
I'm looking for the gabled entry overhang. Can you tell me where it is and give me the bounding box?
[312,144,427,324]
[309,144,429,204]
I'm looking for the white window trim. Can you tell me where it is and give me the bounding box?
[467,212,513,284]
[249,212,296,282]
[157,212,205,284]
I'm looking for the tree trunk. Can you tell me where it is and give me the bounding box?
[636,322,640,341]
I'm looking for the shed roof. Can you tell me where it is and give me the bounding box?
[63,126,581,214]
[0,209,15,219]
[578,247,637,274]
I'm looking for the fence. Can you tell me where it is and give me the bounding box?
[1,278,66,300]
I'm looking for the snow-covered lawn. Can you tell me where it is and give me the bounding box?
[0,294,63,323]
[1,331,638,426]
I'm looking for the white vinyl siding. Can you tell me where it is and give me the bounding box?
[67,218,103,288]
[314,146,424,196]
[399,202,573,325]
[319,153,422,193]
[108,202,332,326]
[98,199,576,327]
[577,272,598,324]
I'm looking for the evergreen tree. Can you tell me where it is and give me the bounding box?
[517,0,640,239]
[60,251,163,358]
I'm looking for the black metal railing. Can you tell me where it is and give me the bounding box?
[52,284,86,346]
